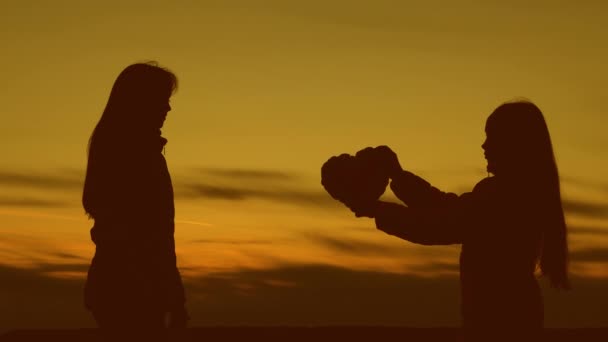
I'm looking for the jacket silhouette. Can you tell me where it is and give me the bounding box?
[82,63,187,337]
[84,133,185,318]
[373,170,543,330]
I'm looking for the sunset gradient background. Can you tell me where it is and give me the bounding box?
[1,0,607,332]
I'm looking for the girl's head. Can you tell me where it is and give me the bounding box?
[98,62,177,134]
[482,101,554,178]
[484,100,570,289]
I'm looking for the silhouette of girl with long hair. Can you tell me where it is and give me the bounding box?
[349,101,569,340]
[82,62,188,339]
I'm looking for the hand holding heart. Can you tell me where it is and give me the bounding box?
[321,146,402,217]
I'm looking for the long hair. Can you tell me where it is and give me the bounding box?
[83,62,178,219]
[487,100,570,289]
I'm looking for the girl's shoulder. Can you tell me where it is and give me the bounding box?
[472,176,499,194]
[471,176,516,201]
[472,176,525,205]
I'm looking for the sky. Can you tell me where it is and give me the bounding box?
[1,0,608,332]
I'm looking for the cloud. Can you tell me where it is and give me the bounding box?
[3,166,608,220]
[0,170,82,208]
[179,183,337,208]
[301,233,460,274]
[0,171,82,190]
[180,176,608,220]
[0,197,69,208]
[196,167,298,181]
[303,233,407,256]
[570,248,608,263]
[0,166,337,210]
[562,199,608,219]
[561,175,608,194]
[50,252,87,260]
[175,165,347,209]
[34,263,91,274]
[408,262,460,274]
[569,225,608,236]
[191,238,280,245]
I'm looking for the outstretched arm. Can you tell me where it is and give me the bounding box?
[369,198,468,245]
[389,170,459,210]
[346,146,478,245]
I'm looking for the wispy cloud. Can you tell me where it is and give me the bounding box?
[180,174,608,218]
[177,166,336,208]
[302,233,460,262]
[569,225,608,236]
[0,170,82,208]
[562,199,608,219]
[570,248,608,263]
[179,183,336,208]
[191,238,281,245]
[34,263,90,274]
[49,252,87,260]
[196,167,298,181]
[408,262,460,273]
[303,233,405,256]
[0,197,69,208]
[561,175,608,194]
[3,166,608,220]
[175,219,214,227]
[0,209,83,221]
[0,171,82,189]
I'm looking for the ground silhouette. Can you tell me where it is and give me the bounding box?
[2,327,608,342]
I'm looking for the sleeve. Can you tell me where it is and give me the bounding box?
[373,193,472,245]
[389,170,456,209]
[373,171,488,245]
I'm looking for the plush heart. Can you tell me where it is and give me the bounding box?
[321,149,389,206]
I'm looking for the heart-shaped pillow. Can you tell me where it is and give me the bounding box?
[321,148,390,206]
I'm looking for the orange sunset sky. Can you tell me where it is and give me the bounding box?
[1,0,607,332]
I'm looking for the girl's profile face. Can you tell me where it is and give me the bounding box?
[156,97,171,129]
[482,131,498,174]
[142,94,172,130]
[482,118,512,176]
